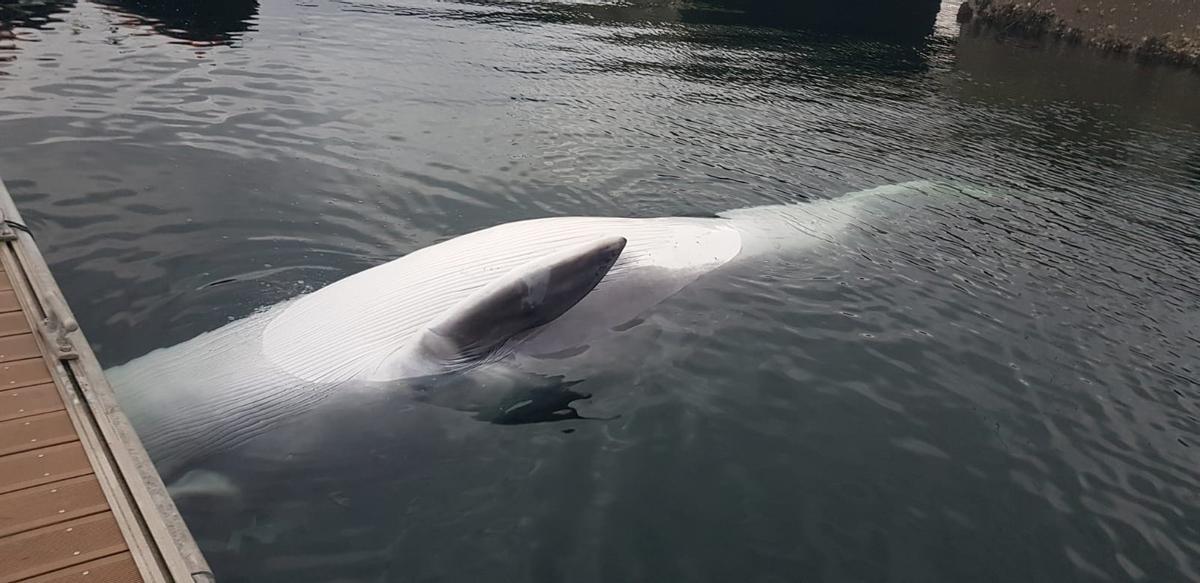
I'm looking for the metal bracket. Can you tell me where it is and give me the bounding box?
[0,209,17,241]
[41,290,79,360]
[0,211,77,359]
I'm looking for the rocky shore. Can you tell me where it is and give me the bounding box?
[957,0,1200,68]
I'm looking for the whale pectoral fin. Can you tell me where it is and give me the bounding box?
[167,469,241,503]
[373,235,627,380]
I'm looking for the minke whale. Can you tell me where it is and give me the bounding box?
[106,180,979,478]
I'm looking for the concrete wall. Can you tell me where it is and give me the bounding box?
[962,0,1200,67]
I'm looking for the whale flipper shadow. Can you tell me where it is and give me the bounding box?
[473,381,618,425]
[413,372,617,425]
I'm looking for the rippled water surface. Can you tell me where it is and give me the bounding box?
[3,0,1200,581]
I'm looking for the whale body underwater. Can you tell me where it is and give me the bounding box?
[106,181,977,478]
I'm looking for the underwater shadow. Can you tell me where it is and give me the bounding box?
[412,372,617,425]
[0,0,76,31]
[91,0,259,45]
[0,0,77,72]
[354,0,948,89]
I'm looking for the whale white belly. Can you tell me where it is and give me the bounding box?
[261,216,743,383]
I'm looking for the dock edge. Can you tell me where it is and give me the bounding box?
[0,175,213,583]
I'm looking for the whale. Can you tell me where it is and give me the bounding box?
[106,180,980,479]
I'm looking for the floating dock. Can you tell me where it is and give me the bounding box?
[0,177,211,583]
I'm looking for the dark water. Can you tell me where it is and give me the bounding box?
[3,0,1200,581]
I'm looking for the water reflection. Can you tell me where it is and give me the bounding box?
[442,0,942,37]
[683,0,941,37]
[953,28,1200,123]
[589,26,944,87]
[348,0,945,89]
[92,0,258,45]
[0,0,75,30]
[0,0,76,71]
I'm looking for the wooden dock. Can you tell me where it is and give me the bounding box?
[0,177,211,583]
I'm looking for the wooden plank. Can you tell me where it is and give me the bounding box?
[0,384,65,423]
[0,442,91,495]
[0,512,127,583]
[21,551,142,583]
[0,334,40,363]
[0,312,31,338]
[0,475,108,538]
[0,290,19,314]
[0,176,209,582]
[46,378,170,583]
[0,411,78,457]
[0,357,52,391]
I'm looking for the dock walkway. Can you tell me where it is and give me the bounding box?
[0,177,210,583]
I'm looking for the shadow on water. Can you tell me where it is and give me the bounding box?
[407,372,613,425]
[0,0,76,71]
[468,382,600,425]
[952,27,1200,124]
[346,0,948,87]
[91,0,259,45]
[592,27,945,89]
[441,0,941,37]
[0,0,75,31]
[948,27,1200,256]
[682,0,942,38]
